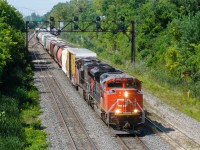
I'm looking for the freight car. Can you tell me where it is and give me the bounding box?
[36,30,145,132]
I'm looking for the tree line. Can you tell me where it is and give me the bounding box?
[0,0,47,149]
[43,0,200,99]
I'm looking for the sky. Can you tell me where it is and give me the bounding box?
[6,0,70,16]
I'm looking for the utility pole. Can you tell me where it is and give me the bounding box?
[26,21,29,54]
[131,21,135,64]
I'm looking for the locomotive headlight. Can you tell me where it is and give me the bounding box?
[133,109,138,113]
[115,109,121,114]
[124,91,128,98]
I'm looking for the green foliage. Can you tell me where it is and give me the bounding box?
[0,22,13,77]
[50,0,200,100]
[165,45,181,73]
[22,107,41,128]
[45,0,200,122]
[0,0,25,31]
[25,128,48,150]
[0,0,25,85]
[22,107,48,150]
[0,136,24,150]
[0,95,25,149]
[0,1,48,149]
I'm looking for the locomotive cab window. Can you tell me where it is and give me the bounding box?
[108,82,122,88]
[126,82,140,88]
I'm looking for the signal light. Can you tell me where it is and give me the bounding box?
[50,16,54,22]
[120,16,125,22]
[74,24,78,30]
[79,8,83,12]
[74,16,78,22]
[96,16,101,21]
[50,17,55,30]
[50,25,54,29]
[119,16,125,31]
[96,22,101,30]
[120,24,125,31]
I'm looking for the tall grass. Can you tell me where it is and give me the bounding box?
[0,95,24,149]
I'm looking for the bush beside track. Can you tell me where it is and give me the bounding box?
[0,1,48,149]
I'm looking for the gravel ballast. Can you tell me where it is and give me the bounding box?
[32,49,121,150]
[144,92,200,146]
[30,36,200,149]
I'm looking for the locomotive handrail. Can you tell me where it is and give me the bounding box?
[108,101,118,112]
[136,103,145,123]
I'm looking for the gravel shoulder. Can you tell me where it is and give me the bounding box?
[144,90,200,149]
[30,36,200,150]
[31,48,122,150]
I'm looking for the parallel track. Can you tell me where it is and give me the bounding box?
[146,117,187,150]
[31,49,97,150]
[29,33,189,150]
[149,112,200,147]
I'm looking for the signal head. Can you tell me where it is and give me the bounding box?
[120,24,125,31]
[96,16,101,21]
[120,16,125,22]
[74,16,79,22]
[74,24,78,30]
[96,22,101,30]
[50,25,54,29]
[50,17,54,22]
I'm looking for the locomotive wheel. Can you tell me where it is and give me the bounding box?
[89,96,94,109]
[101,109,106,122]
[83,90,86,100]
[75,85,78,91]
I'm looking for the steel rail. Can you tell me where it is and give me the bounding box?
[31,44,98,149]
[145,117,187,150]
[32,51,78,150]
[146,110,200,148]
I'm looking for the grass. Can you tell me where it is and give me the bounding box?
[0,92,48,150]
[0,136,24,150]
[134,68,200,122]
[21,92,48,150]
[109,60,200,122]
[0,96,24,150]
[19,106,47,149]
[63,33,200,122]
[25,128,48,150]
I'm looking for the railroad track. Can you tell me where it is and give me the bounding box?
[30,47,151,150]
[31,49,98,150]
[117,134,150,150]
[145,116,200,150]
[29,33,181,150]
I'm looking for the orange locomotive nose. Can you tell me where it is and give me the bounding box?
[111,89,143,114]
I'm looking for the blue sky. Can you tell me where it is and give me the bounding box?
[7,0,70,16]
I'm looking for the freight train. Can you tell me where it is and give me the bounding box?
[35,29,145,132]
